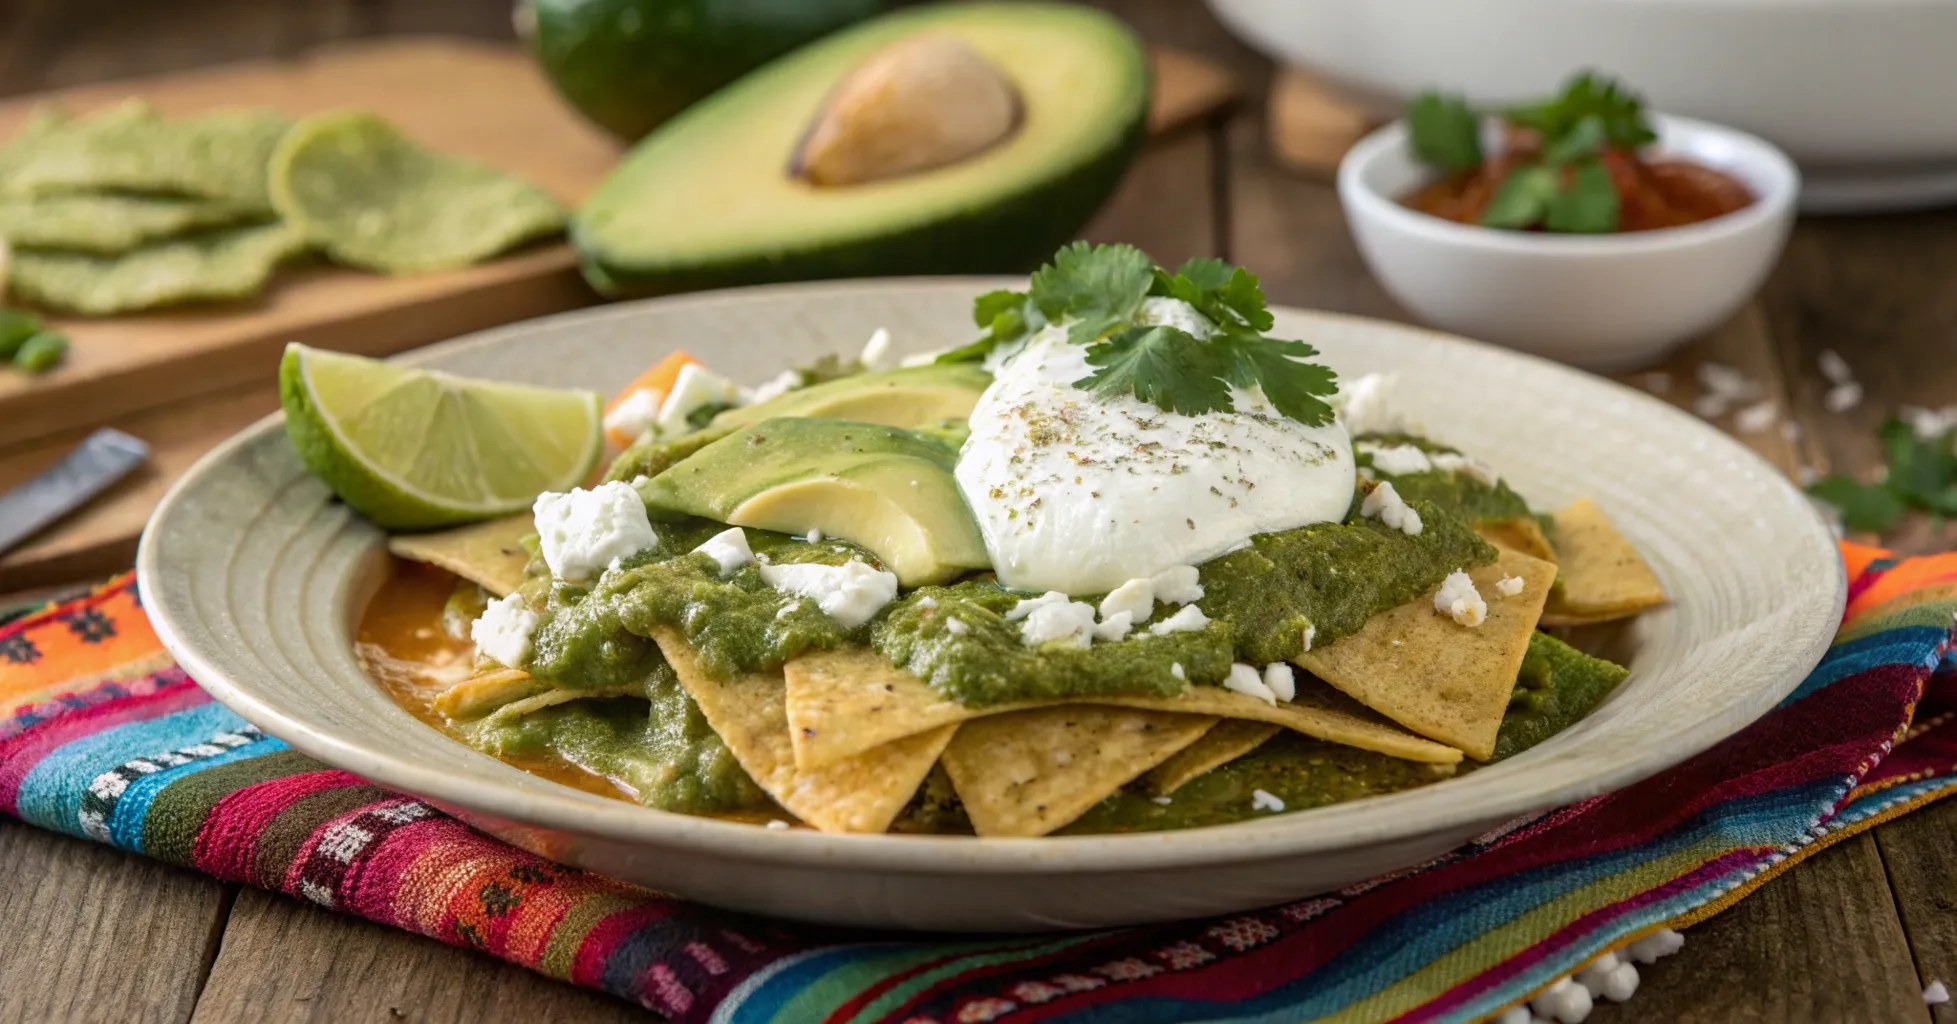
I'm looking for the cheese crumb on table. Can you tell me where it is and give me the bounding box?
[1224,663,1277,705]
[1434,569,1487,626]
[1824,381,1863,413]
[1625,928,1685,964]
[1360,481,1423,536]
[533,481,658,581]
[470,593,538,668]
[692,527,754,575]
[1733,398,1778,435]
[1925,981,1950,1005]
[758,560,898,628]
[1818,348,1854,384]
[1149,604,1211,637]
[1530,976,1594,1023]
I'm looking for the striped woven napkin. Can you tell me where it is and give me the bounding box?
[2,542,1952,1023]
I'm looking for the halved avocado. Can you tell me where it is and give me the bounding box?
[641,417,989,585]
[573,2,1150,295]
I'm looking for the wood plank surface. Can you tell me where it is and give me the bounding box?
[0,820,232,1024]
[1876,797,1957,1022]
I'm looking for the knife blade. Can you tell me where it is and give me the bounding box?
[0,427,151,558]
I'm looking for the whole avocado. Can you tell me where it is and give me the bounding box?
[524,0,891,141]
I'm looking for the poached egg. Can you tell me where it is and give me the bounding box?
[955,298,1354,594]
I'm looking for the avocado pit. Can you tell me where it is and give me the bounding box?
[793,33,1022,187]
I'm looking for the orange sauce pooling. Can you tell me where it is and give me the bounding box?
[1404,145,1754,232]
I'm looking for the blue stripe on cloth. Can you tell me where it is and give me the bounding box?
[14,703,251,837]
[1787,628,1947,703]
[108,735,287,853]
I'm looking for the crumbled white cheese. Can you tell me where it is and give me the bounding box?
[1360,481,1423,536]
[692,527,754,575]
[757,560,898,629]
[1018,596,1099,648]
[1150,796,1173,806]
[1733,398,1778,435]
[1530,976,1593,1023]
[859,327,892,368]
[1625,928,1685,964]
[655,363,741,436]
[775,600,804,620]
[1170,662,1185,681]
[1224,663,1277,705]
[1428,451,1499,486]
[1901,404,1957,441]
[1149,604,1210,636]
[947,617,970,636]
[915,596,937,609]
[1149,565,1204,605]
[1099,577,1155,623]
[1434,569,1487,626]
[602,386,663,439]
[1576,951,1640,1003]
[1693,361,1760,419]
[1094,610,1134,643]
[1493,1006,1533,1024]
[1824,381,1863,413]
[1250,789,1285,812]
[1335,372,1410,435]
[1006,591,1070,621]
[744,369,803,406]
[1363,442,1432,476]
[1925,981,1950,1005]
[1494,574,1526,597]
[470,593,539,668]
[1818,348,1854,385]
[765,819,790,831]
[1262,663,1296,702]
[1301,624,1315,653]
[533,481,659,581]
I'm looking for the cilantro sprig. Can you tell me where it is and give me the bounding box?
[1807,419,1957,534]
[1407,71,1655,235]
[940,242,1338,426]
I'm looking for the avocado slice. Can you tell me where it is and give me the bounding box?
[605,363,990,483]
[573,3,1149,295]
[641,417,989,586]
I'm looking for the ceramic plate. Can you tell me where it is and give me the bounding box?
[139,280,1844,932]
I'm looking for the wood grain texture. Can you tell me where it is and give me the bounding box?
[1083,128,1218,270]
[0,821,231,1024]
[1588,835,1931,1023]
[189,888,644,1024]
[1875,797,1957,1022]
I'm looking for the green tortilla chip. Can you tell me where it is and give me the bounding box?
[6,101,290,212]
[0,106,72,179]
[9,220,309,315]
[0,193,260,253]
[269,111,563,274]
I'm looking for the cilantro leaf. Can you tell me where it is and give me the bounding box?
[1541,114,1608,166]
[1480,165,1559,229]
[1880,418,1957,506]
[1407,91,1483,172]
[1506,72,1656,152]
[1029,241,1153,345]
[939,289,1040,364]
[1151,258,1275,333]
[1808,475,1907,534]
[1219,334,1338,426]
[1075,326,1234,417]
[972,289,1025,329]
[1170,257,1235,293]
[1544,160,1621,233]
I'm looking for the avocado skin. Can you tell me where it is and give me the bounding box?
[528,0,890,141]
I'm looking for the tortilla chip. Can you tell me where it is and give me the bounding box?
[1477,517,1556,564]
[389,514,536,597]
[784,647,1045,769]
[1140,720,1281,797]
[0,193,258,254]
[476,683,645,732]
[6,101,289,211]
[1539,499,1667,626]
[1298,548,1558,761]
[651,627,949,834]
[786,644,1462,768]
[9,220,308,316]
[941,707,1218,837]
[434,668,546,720]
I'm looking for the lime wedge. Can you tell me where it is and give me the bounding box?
[280,343,602,530]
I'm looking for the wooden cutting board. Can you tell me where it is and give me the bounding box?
[0,37,1239,593]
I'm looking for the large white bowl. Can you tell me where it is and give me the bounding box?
[1338,114,1798,369]
[138,280,1844,933]
[1208,0,1957,212]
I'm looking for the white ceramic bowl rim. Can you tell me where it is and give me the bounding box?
[139,279,1845,879]
[1340,113,1801,257]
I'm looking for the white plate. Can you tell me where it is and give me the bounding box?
[139,280,1844,932]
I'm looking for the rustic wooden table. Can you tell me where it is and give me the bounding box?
[1,1,1952,1021]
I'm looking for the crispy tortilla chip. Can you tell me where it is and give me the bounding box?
[434,668,546,720]
[785,647,1044,769]
[941,707,1217,837]
[651,627,949,834]
[786,644,1461,767]
[1298,548,1558,761]
[477,683,644,731]
[1477,517,1556,564]
[1539,499,1667,626]
[1141,720,1281,797]
[9,220,308,316]
[388,515,536,597]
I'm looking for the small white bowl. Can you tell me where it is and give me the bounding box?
[1337,114,1799,370]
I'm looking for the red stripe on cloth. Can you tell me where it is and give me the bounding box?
[343,814,463,933]
[0,680,206,812]
[572,903,672,988]
[192,768,369,882]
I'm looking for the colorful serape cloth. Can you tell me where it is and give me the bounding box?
[2,542,1953,1023]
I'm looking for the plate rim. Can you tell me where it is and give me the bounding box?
[138,276,1847,875]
